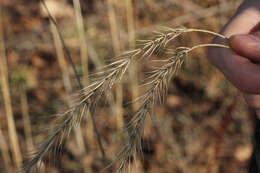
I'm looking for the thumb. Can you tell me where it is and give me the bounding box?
[228,33,260,62]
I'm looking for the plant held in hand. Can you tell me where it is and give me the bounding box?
[18,27,228,173]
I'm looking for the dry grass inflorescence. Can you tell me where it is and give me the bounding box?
[1,0,251,173]
[18,25,229,173]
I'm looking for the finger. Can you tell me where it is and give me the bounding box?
[221,0,260,37]
[209,37,260,94]
[228,34,260,62]
[221,52,260,94]
[209,0,260,67]
[208,1,260,94]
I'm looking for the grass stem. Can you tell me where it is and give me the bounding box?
[108,0,124,130]
[20,87,35,152]
[50,21,87,156]
[126,0,139,111]
[0,7,22,169]
[73,0,89,85]
[0,127,12,172]
[41,0,106,160]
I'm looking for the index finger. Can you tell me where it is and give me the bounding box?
[208,0,260,94]
[221,0,260,37]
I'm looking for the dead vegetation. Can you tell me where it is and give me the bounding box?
[0,0,253,173]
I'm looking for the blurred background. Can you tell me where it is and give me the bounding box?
[0,0,254,173]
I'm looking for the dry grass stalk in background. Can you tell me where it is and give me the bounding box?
[73,0,89,85]
[0,7,22,169]
[50,21,87,152]
[0,127,12,173]
[50,22,73,96]
[18,27,228,172]
[108,0,124,130]
[125,0,139,111]
[50,21,89,172]
[20,87,35,152]
[20,86,47,172]
[108,0,122,54]
[72,0,96,147]
[40,0,107,160]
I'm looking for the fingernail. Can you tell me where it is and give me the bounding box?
[247,34,260,42]
[247,35,260,48]
[229,34,260,48]
[230,34,260,42]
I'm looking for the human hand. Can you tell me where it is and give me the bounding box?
[208,0,260,117]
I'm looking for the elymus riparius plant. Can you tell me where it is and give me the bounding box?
[18,27,229,173]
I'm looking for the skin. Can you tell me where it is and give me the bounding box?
[208,0,260,117]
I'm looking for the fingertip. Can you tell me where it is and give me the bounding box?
[227,34,246,50]
[227,34,245,56]
[228,34,260,62]
[227,35,236,44]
